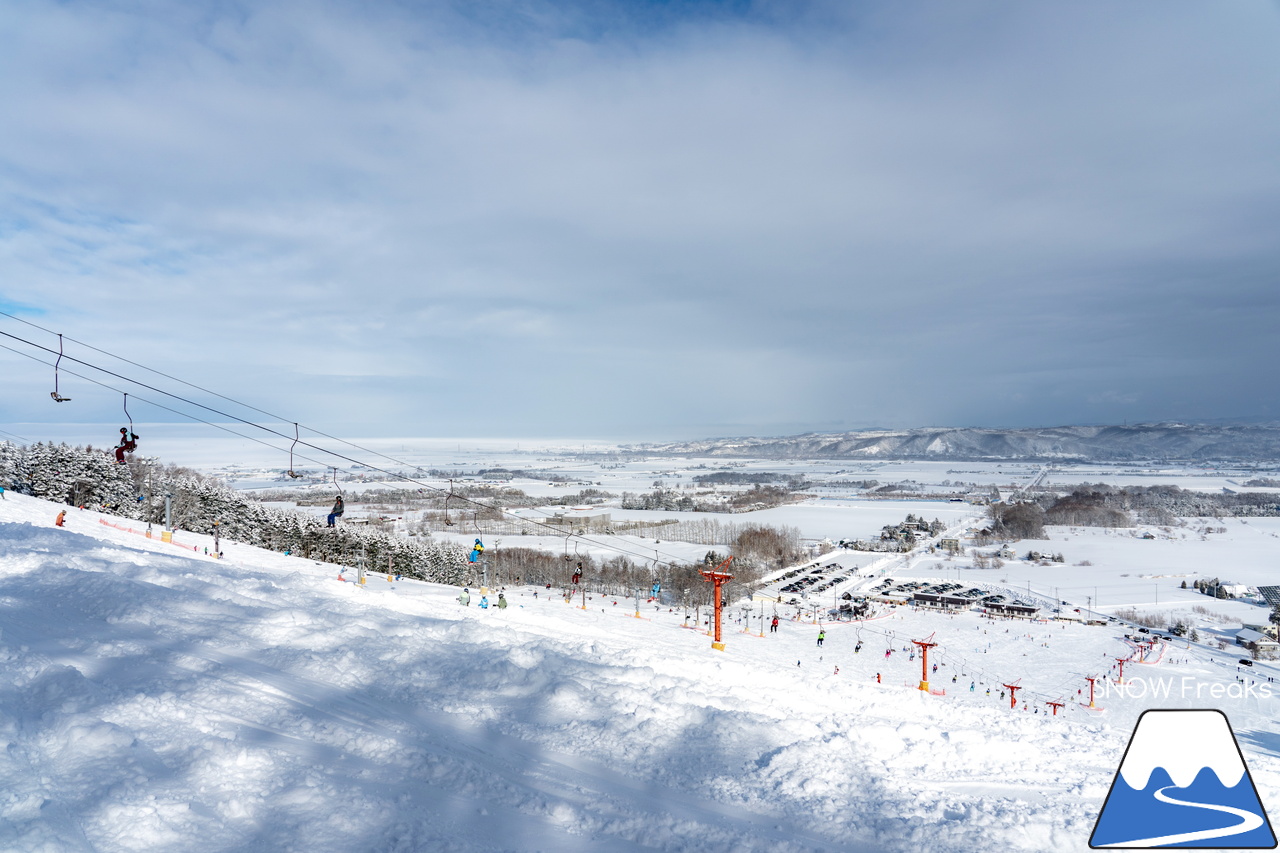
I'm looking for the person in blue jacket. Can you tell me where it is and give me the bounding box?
[469,538,484,563]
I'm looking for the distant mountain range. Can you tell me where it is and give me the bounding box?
[633,423,1280,462]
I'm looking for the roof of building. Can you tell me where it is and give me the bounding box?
[1236,627,1279,645]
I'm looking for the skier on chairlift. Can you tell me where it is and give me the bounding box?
[469,538,484,563]
[114,427,139,463]
[327,495,344,527]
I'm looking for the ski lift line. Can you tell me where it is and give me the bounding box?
[0,341,338,471]
[0,328,695,569]
[2,345,688,572]
[0,427,32,443]
[0,309,463,477]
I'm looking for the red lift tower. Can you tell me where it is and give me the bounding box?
[1002,681,1022,710]
[912,634,938,693]
[1085,675,1099,709]
[1047,700,1064,716]
[1114,657,1128,684]
[701,556,734,652]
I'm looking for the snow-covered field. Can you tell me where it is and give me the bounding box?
[3,487,1280,852]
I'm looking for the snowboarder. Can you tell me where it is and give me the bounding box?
[327,495,344,527]
[469,538,484,563]
[55,510,66,527]
[497,593,508,609]
[114,428,139,463]
[817,630,826,647]
[458,588,471,606]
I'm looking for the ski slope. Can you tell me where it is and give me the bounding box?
[1,492,1278,852]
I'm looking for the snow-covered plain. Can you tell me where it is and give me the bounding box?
[3,489,1280,852]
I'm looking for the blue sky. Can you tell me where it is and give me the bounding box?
[2,0,1279,441]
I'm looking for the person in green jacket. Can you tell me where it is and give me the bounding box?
[497,593,508,609]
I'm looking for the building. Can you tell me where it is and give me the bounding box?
[912,592,970,612]
[544,511,612,533]
[984,602,1041,619]
[1235,628,1280,659]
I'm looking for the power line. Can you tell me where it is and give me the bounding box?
[0,323,695,569]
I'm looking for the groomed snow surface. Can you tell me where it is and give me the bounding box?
[2,492,1278,853]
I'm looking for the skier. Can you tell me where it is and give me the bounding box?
[770,616,780,633]
[0,485,6,499]
[651,581,661,599]
[479,595,490,609]
[114,427,139,463]
[817,630,826,647]
[854,641,862,653]
[469,538,484,563]
[327,495,344,527]
[497,593,508,609]
[55,510,66,527]
[458,588,471,606]
[571,567,582,585]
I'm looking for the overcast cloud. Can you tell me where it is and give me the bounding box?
[2,0,1278,441]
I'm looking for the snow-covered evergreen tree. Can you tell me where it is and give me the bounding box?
[2,441,468,582]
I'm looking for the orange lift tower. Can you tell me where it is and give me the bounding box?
[912,634,939,693]
[701,556,735,652]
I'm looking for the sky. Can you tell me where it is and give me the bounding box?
[2,0,1280,445]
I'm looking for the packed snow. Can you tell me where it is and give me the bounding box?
[2,488,1279,852]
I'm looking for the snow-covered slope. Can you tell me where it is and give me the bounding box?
[1,493,1276,852]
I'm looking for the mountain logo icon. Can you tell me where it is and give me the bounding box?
[1091,709,1277,848]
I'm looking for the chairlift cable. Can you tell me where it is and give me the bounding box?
[0,327,693,568]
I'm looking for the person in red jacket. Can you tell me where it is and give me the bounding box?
[114,428,139,463]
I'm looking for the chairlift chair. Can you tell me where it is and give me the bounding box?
[50,333,71,402]
[286,423,304,478]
